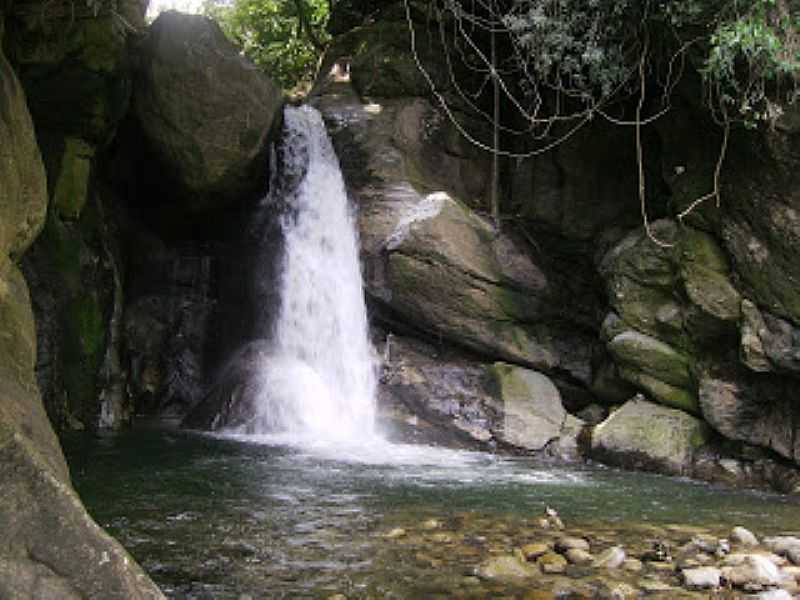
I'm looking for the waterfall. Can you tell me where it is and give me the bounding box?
[250,105,378,441]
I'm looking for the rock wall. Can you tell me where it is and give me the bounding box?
[0,7,165,595]
[4,0,144,430]
[313,1,800,493]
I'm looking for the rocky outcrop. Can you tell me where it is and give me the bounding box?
[699,362,800,464]
[313,80,601,395]
[312,3,800,492]
[597,221,742,413]
[720,123,800,325]
[376,191,595,382]
[131,11,284,213]
[0,31,164,597]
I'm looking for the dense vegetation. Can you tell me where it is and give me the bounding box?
[202,0,330,89]
[201,0,797,126]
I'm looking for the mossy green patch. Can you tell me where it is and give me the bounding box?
[53,138,94,220]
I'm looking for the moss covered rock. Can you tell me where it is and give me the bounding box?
[598,220,745,413]
[607,331,698,414]
[590,395,711,476]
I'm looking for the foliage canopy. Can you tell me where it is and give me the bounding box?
[203,0,330,90]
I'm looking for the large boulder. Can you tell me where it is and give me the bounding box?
[590,396,711,476]
[132,11,283,212]
[378,334,582,457]
[377,192,593,380]
[0,46,164,597]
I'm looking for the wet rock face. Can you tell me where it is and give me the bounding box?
[0,37,164,598]
[132,11,283,213]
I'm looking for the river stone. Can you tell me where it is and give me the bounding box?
[592,546,626,569]
[520,543,550,561]
[721,554,783,587]
[731,526,760,547]
[132,12,283,212]
[590,396,710,476]
[565,548,594,565]
[763,537,800,561]
[538,552,568,574]
[476,555,537,581]
[682,566,721,589]
[750,591,793,600]
[556,536,591,553]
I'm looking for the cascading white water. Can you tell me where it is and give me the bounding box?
[251,105,378,441]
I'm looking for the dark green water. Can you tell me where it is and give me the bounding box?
[64,424,800,599]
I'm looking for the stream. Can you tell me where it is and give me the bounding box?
[64,423,800,599]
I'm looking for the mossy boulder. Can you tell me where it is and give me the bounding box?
[132,12,283,213]
[598,220,743,413]
[590,395,711,476]
[607,331,698,414]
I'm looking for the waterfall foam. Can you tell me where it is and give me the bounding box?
[249,105,378,442]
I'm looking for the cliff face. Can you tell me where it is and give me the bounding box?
[0,4,165,596]
[310,2,800,492]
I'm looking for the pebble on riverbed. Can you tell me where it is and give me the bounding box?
[468,526,800,600]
